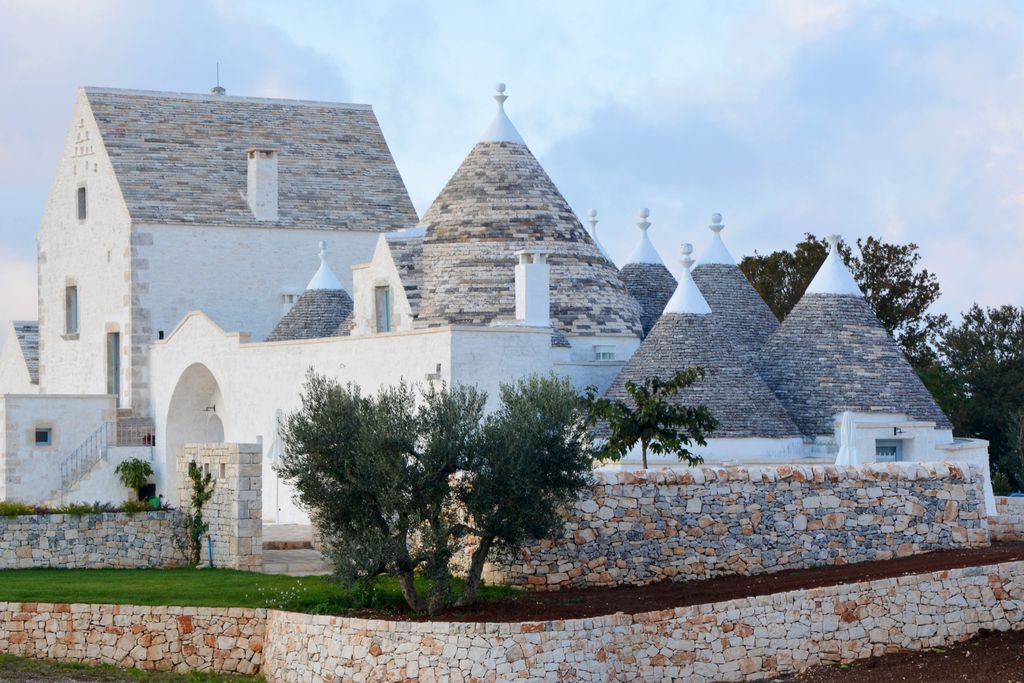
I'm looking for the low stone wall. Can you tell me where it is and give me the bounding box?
[0,511,184,569]
[261,560,1024,682]
[0,602,263,674]
[490,463,989,590]
[988,496,1024,541]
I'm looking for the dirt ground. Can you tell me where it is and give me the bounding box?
[354,541,1024,622]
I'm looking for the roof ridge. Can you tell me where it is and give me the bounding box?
[83,86,373,111]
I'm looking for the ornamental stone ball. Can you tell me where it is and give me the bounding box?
[710,213,724,232]
[496,83,506,94]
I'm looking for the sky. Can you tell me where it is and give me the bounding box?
[1,0,1023,349]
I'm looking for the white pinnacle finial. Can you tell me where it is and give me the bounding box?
[306,240,343,291]
[681,242,695,270]
[318,240,327,260]
[805,233,863,297]
[481,82,526,144]
[697,211,735,265]
[637,208,651,232]
[826,234,841,250]
[663,241,711,315]
[585,209,611,261]
[626,208,664,265]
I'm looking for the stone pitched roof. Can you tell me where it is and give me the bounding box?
[757,293,952,436]
[619,263,677,337]
[416,141,642,339]
[12,321,39,384]
[266,290,353,342]
[386,234,424,319]
[83,88,417,231]
[692,263,780,367]
[606,313,802,438]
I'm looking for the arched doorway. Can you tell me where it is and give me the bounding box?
[165,363,225,501]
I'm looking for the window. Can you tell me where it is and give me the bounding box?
[875,439,903,463]
[594,345,616,362]
[77,186,87,220]
[34,428,52,447]
[374,286,392,333]
[65,286,78,335]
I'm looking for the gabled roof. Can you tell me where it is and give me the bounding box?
[414,89,641,339]
[83,87,418,231]
[12,321,39,384]
[757,292,951,435]
[265,290,354,342]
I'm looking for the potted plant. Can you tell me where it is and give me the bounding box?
[114,458,155,501]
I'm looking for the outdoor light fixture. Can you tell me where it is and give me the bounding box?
[893,427,904,436]
[204,405,216,413]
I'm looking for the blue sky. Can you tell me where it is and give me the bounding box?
[1,0,1023,346]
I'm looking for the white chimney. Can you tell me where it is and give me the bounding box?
[246,147,278,221]
[514,250,551,326]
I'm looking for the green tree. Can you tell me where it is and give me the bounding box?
[114,458,154,499]
[739,234,944,366]
[183,461,215,566]
[587,368,718,469]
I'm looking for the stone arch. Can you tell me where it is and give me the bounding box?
[165,363,225,500]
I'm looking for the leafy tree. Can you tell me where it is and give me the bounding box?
[183,461,215,566]
[587,368,718,469]
[739,234,944,366]
[278,371,594,615]
[937,304,1024,486]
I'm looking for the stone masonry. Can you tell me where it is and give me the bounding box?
[489,463,989,590]
[178,443,262,571]
[0,511,184,570]
[988,496,1024,541]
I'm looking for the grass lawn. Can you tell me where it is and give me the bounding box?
[0,654,263,682]
[0,568,517,614]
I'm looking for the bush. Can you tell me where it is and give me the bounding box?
[279,372,594,615]
[0,501,37,517]
[993,471,1014,496]
[114,458,154,497]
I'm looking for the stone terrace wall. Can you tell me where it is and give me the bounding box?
[0,511,184,569]
[0,603,263,674]
[261,560,1024,683]
[988,496,1024,541]
[178,443,262,571]
[490,463,989,590]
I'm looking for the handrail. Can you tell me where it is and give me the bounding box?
[57,418,156,495]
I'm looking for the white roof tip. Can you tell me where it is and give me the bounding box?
[480,82,526,145]
[625,208,666,265]
[586,208,612,261]
[663,243,712,315]
[805,234,863,297]
[306,240,344,291]
[697,212,736,266]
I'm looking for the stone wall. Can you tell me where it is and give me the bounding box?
[0,602,263,674]
[178,443,262,571]
[0,511,184,569]
[989,496,1024,541]
[490,463,989,590]
[261,559,1024,682]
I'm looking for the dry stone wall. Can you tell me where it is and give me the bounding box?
[0,511,184,569]
[178,443,262,571]
[0,602,263,674]
[490,463,989,590]
[261,560,1024,683]
[988,496,1024,541]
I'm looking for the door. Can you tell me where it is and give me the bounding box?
[875,439,903,462]
[106,332,120,406]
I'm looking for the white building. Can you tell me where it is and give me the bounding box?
[0,83,994,520]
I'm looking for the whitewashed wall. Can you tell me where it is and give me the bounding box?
[0,326,36,395]
[350,235,416,335]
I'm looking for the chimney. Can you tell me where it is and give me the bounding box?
[246,147,278,221]
[514,250,550,326]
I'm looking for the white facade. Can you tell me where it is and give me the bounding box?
[0,325,36,396]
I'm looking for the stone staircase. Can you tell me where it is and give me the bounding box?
[261,524,331,576]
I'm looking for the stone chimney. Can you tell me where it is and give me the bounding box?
[246,147,278,221]
[514,250,550,326]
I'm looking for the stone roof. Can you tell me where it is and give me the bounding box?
[757,293,952,436]
[691,263,780,368]
[416,141,642,339]
[83,87,418,231]
[386,234,424,319]
[619,263,677,337]
[606,313,802,438]
[12,321,39,384]
[265,290,353,342]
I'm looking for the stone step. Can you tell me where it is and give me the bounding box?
[263,540,313,551]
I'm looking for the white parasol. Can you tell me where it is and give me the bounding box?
[834,411,859,466]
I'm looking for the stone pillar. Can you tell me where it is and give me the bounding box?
[178,443,262,571]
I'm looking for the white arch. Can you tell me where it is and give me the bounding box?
[164,362,225,502]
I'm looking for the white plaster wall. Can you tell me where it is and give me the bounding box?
[0,394,114,503]
[0,328,36,395]
[600,436,817,471]
[66,446,155,505]
[350,235,415,335]
[36,91,132,403]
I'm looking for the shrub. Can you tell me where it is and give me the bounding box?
[0,501,37,517]
[119,499,151,515]
[114,458,154,497]
[993,471,1013,496]
[183,461,215,566]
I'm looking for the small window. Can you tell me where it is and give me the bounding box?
[65,286,79,335]
[594,345,616,362]
[34,428,52,446]
[77,187,87,220]
[374,286,392,333]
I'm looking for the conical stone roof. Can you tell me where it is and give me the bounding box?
[607,246,801,439]
[619,209,677,338]
[757,236,951,436]
[266,289,353,341]
[692,214,779,367]
[416,89,641,338]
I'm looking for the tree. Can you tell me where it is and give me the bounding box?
[739,234,944,366]
[936,304,1024,486]
[587,368,718,469]
[183,461,215,566]
[278,371,594,615]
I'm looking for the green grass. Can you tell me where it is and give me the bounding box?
[0,568,518,615]
[0,654,263,681]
